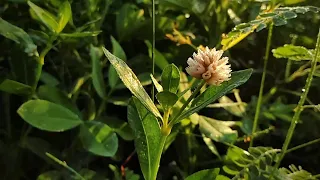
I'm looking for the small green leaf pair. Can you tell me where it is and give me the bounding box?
[28,1,71,33]
[17,97,118,157]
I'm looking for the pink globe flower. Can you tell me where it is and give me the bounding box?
[186,47,231,85]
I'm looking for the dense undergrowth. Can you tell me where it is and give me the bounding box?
[1,0,320,179]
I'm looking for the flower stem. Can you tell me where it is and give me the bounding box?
[250,23,274,147]
[151,0,155,102]
[32,35,57,95]
[275,27,320,168]
[170,80,206,125]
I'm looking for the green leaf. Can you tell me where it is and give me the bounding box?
[161,64,180,93]
[37,85,81,116]
[199,116,238,143]
[185,168,220,180]
[37,170,62,180]
[116,4,146,41]
[156,91,178,111]
[102,47,161,119]
[39,71,60,86]
[0,18,38,56]
[79,121,118,157]
[102,117,134,141]
[272,44,313,61]
[221,6,320,50]
[90,45,106,99]
[0,79,32,95]
[108,36,127,89]
[59,31,101,38]
[17,100,83,132]
[145,41,169,70]
[127,97,162,180]
[178,69,253,121]
[28,1,59,32]
[150,74,163,92]
[57,1,72,33]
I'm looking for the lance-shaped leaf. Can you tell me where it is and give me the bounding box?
[0,18,38,56]
[28,1,59,32]
[199,116,238,143]
[127,97,162,180]
[91,45,106,99]
[145,40,169,70]
[177,69,252,121]
[108,36,127,89]
[57,1,72,33]
[102,47,161,119]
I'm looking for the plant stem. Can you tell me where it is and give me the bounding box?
[32,35,57,94]
[46,152,86,180]
[275,27,320,168]
[250,23,274,147]
[286,137,320,154]
[170,80,206,125]
[151,0,155,102]
[285,60,292,81]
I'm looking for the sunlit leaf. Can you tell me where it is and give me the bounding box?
[199,116,238,143]
[28,1,59,32]
[57,1,72,33]
[150,74,163,92]
[272,44,313,61]
[102,47,161,119]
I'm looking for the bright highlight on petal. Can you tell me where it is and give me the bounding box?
[186,47,232,85]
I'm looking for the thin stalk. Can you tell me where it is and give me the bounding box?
[250,23,274,147]
[284,35,297,81]
[46,152,85,180]
[170,80,206,125]
[285,60,292,81]
[275,27,320,168]
[286,137,320,154]
[151,0,155,102]
[32,35,57,94]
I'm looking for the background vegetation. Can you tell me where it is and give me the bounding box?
[1,0,320,179]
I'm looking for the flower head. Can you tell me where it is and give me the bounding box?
[186,47,231,85]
